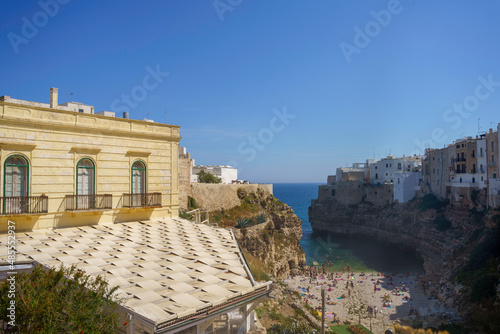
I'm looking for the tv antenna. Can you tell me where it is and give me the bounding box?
[66,92,73,102]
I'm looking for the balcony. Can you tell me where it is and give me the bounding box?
[65,194,112,211]
[1,196,48,215]
[123,193,162,208]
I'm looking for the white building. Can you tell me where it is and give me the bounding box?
[394,171,422,203]
[192,165,238,184]
[370,155,422,185]
[58,101,95,114]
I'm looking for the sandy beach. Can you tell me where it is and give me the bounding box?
[283,271,459,333]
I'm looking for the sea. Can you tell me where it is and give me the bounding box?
[273,183,424,273]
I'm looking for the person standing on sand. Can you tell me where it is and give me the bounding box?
[374,283,377,293]
[374,306,378,318]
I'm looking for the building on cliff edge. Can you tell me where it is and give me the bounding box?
[422,125,500,207]
[0,88,270,333]
[317,155,423,206]
[191,165,238,184]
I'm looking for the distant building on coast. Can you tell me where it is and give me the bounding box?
[423,126,500,206]
[369,155,422,186]
[318,155,423,206]
[317,123,500,208]
[191,165,238,184]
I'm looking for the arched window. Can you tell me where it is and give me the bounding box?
[131,161,146,194]
[4,155,29,214]
[4,155,29,197]
[76,158,95,210]
[77,158,95,196]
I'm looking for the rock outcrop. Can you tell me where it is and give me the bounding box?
[309,189,496,309]
[190,186,306,279]
[233,200,306,279]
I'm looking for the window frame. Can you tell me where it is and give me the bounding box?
[76,158,95,196]
[131,160,147,194]
[3,154,30,198]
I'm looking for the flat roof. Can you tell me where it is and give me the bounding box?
[0,219,269,329]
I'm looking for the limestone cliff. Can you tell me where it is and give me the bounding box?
[309,189,499,311]
[190,186,306,279]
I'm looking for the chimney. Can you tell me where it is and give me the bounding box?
[50,88,58,108]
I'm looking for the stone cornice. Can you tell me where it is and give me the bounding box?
[0,102,181,142]
[126,150,152,157]
[0,141,37,151]
[70,146,102,154]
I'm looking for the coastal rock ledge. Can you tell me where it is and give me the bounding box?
[308,190,498,310]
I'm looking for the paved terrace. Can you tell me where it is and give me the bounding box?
[0,218,270,332]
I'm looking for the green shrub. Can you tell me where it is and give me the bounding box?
[434,216,452,232]
[419,194,445,211]
[268,322,317,334]
[188,196,198,210]
[179,210,193,220]
[237,188,246,199]
[457,224,500,303]
[0,264,122,333]
[236,218,252,228]
[255,213,266,224]
[197,170,222,184]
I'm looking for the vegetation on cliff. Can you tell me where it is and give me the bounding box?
[455,214,500,333]
[207,187,306,280]
[196,170,222,183]
[0,264,122,333]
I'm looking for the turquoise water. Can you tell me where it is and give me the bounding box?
[273,183,424,273]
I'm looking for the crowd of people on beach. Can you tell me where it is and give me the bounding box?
[285,263,434,325]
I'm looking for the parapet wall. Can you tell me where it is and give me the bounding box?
[188,184,273,211]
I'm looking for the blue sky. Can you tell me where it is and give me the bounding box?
[1,1,499,183]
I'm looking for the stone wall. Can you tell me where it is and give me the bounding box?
[365,183,394,206]
[188,184,273,211]
[178,153,192,210]
[317,185,334,201]
[335,181,364,205]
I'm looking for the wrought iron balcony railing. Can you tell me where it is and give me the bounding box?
[123,193,162,208]
[1,196,48,215]
[65,194,112,211]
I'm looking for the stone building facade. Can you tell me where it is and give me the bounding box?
[0,88,180,231]
[422,125,500,206]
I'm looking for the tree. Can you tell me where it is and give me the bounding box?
[197,170,222,184]
[0,263,123,333]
